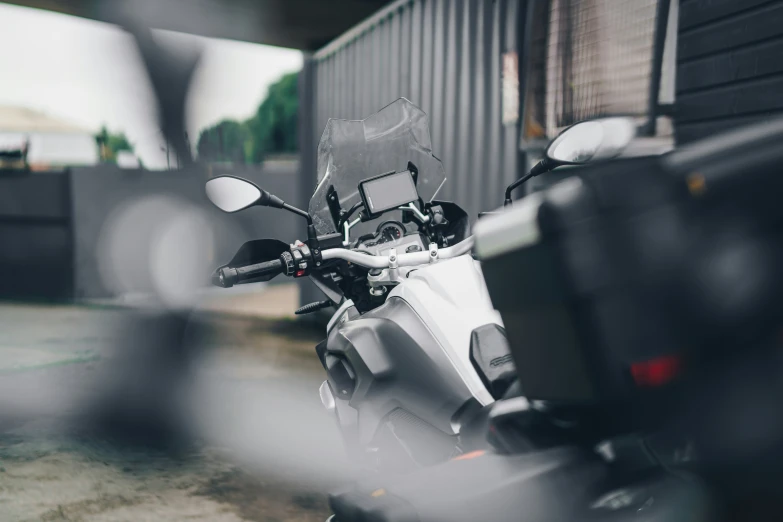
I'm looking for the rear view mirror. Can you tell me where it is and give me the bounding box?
[206,176,262,213]
[504,117,637,206]
[546,117,636,165]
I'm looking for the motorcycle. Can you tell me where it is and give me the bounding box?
[324,114,783,521]
[205,98,635,473]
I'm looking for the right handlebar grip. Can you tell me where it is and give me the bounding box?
[215,259,284,288]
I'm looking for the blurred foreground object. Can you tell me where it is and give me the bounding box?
[3,0,393,50]
[84,310,202,449]
[96,193,216,309]
[476,115,783,424]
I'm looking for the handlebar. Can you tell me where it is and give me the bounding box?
[213,236,474,289]
[214,258,284,288]
[321,236,474,268]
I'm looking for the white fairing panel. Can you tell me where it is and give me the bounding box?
[389,254,503,405]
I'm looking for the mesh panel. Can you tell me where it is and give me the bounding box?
[545,0,659,136]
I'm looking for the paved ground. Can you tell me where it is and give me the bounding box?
[86,283,302,320]
[0,297,347,522]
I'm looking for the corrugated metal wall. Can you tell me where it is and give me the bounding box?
[307,0,522,220]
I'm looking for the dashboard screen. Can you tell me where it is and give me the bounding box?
[360,170,418,216]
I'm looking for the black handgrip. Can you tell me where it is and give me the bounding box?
[214,259,284,288]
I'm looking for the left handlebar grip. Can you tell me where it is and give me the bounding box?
[214,259,284,288]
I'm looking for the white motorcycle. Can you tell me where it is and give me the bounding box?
[205,98,635,472]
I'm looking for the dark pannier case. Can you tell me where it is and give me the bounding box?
[474,119,783,410]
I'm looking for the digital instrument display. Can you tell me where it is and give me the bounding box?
[359,170,418,217]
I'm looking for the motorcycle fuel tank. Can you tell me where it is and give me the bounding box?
[389,255,504,406]
[320,254,506,470]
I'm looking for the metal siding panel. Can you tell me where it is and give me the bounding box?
[409,0,424,104]
[494,0,507,202]
[454,0,473,213]
[378,19,388,107]
[329,49,338,118]
[369,26,379,111]
[329,55,337,119]
[352,40,361,116]
[352,38,362,117]
[431,0,448,157]
[441,0,460,203]
[328,55,336,117]
[502,0,520,191]
[390,9,402,98]
[461,0,481,215]
[321,56,328,123]
[363,29,372,116]
[318,58,327,139]
[387,15,397,103]
[310,0,522,230]
[314,61,321,135]
[353,40,362,116]
[335,47,344,118]
[482,0,497,212]
[345,43,353,117]
[353,39,362,117]
[326,59,333,134]
[400,4,413,97]
[344,39,352,117]
[374,26,384,114]
[313,62,321,156]
[470,0,490,213]
[420,0,436,123]
[486,0,502,206]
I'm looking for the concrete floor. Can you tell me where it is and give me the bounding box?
[0,298,347,522]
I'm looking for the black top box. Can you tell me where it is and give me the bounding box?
[474,128,783,409]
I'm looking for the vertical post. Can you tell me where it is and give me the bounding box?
[298,53,317,217]
[645,0,672,137]
[297,53,321,309]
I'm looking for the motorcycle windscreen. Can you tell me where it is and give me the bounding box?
[309,98,447,236]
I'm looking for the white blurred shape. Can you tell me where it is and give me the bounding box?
[97,195,215,308]
[150,206,215,307]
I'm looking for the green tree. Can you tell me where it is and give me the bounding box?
[196,119,252,164]
[196,71,299,164]
[246,71,299,162]
[95,126,133,162]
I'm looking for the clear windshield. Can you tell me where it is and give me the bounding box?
[309,98,446,236]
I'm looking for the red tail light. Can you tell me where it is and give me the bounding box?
[631,355,681,387]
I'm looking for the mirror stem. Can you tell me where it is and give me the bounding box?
[504,157,555,206]
[281,202,320,251]
[282,202,313,225]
